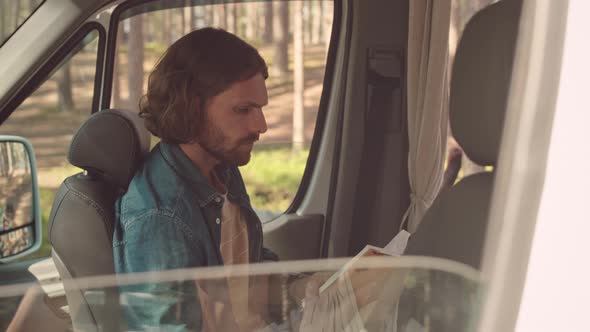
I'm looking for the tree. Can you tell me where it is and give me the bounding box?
[213,4,227,30]
[180,7,187,34]
[312,0,322,44]
[12,1,21,30]
[226,3,237,34]
[262,2,273,44]
[0,1,6,41]
[57,62,75,112]
[163,9,172,45]
[304,1,312,44]
[272,2,289,77]
[189,3,196,31]
[323,1,333,49]
[181,1,194,34]
[127,15,144,111]
[112,26,124,108]
[292,2,305,152]
[245,3,257,41]
[200,5,212,27]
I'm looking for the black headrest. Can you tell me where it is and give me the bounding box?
[450,0,521,166]
[68,109,150,189]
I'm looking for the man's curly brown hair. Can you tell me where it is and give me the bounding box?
[139,28,268,144]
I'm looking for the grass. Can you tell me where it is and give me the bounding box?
[240,147,309,212]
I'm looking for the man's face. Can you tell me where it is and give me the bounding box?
[197,73,268,166]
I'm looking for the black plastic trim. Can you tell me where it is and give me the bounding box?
[0,22,107,125]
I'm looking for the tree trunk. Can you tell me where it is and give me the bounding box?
[304,1,312,45]
[112,27,124,108]
[292,1,305,152]
[189,2,196,31]
[0,144,8,177]
[127,16,144,111]
[245,3,257,41]
[226,3,236,34]
[312,0,322,44]
[214,4,227,30]
[13,1,20,30]
[323,1,333,49]
[180,7,186,35]
[165,10,175,45]
[57,62,75,112]
[0,1,6,41]
[449,0,460,58]
[201,5,211,27]
[262,2,273,44]
[272,2,289,77]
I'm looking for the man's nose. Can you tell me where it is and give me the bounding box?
[252,108,267,134]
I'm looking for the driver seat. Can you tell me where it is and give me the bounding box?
[48,109,150,331]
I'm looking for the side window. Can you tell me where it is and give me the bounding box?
[110,1,334,221]
[0,29,101,259]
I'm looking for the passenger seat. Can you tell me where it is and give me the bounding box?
[405,0,522,269]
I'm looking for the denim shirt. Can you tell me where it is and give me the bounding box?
[113,142,264,331]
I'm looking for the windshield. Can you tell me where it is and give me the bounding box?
[0,0,45,47]
[1,256,482,331]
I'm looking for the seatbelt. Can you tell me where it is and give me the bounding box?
[348,47,403,255]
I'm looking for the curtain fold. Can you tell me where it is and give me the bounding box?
[403,0,452,233]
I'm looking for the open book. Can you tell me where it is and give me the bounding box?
[319,230,410,293]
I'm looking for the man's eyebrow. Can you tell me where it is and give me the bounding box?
[238,101,268,108]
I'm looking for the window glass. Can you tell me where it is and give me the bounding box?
[0,30,101,260]
[0,0,45,47]
[0,256,482,331]
[112,1,334,221]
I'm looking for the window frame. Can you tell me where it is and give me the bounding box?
[100,0,342,215]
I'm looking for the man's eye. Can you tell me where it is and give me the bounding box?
[236,107,250,114]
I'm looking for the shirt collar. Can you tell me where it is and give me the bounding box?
[158,142,249,208]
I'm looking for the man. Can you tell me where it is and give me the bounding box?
[113,28,274,331]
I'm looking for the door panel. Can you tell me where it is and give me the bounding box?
[263,214,324,260]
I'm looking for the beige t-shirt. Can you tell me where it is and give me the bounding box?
[219,194,249,265]
[198,194,268,331]
[220,195,269,331]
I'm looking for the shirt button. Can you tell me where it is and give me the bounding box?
[215,217,221,224]
[215,196,222,204]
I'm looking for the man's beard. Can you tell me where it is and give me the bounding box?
[197,121,259,166]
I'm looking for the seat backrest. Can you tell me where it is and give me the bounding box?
[48,109,150,331]
[405,0,521,269]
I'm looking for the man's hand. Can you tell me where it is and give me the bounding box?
[299,272,365,332]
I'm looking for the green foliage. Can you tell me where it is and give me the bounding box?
[240,147,309,212]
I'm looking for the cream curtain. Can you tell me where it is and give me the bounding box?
[403,0,452,233]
